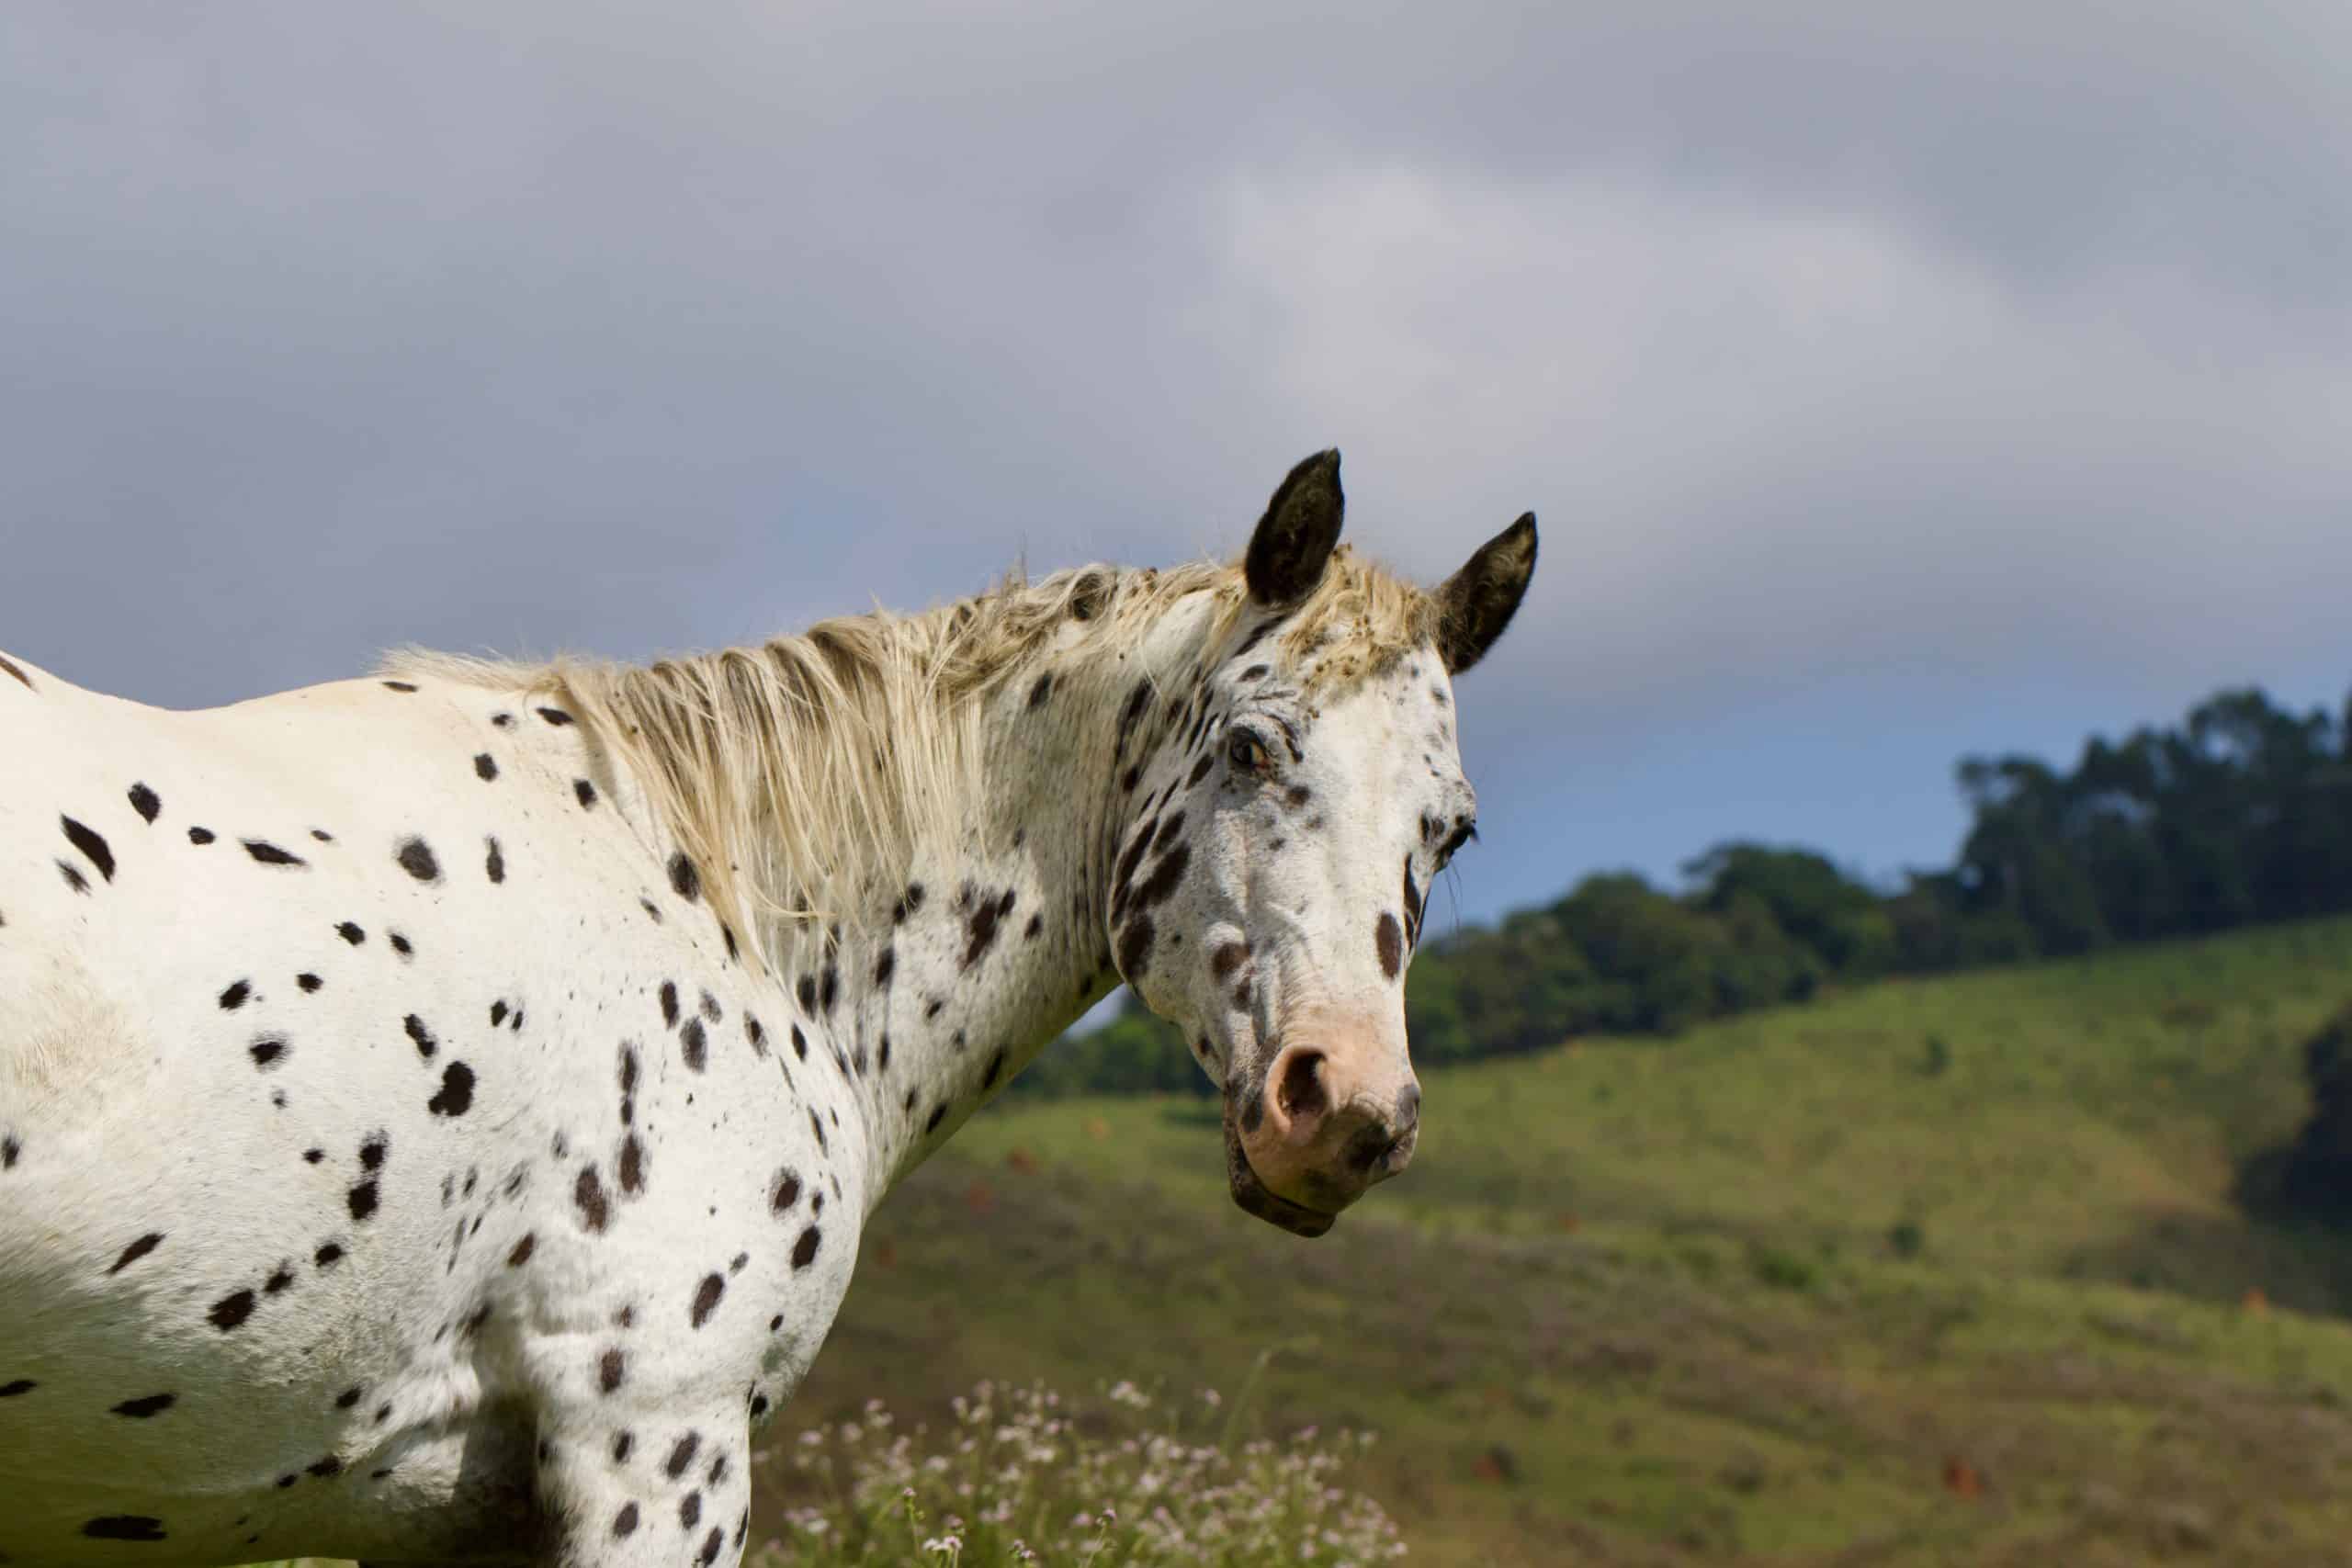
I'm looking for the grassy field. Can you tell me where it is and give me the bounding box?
[763,915,2352,1564]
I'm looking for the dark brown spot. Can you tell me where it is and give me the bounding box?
[427,1061,475,1117]
[209,1290,256,1331]
[573,778,597,809]
[771,1168,801,1213]
[110,1393,175,1418]
[219,980,251,1010]
[598,1348,625,1393]
[791,1226,821,1269]
[337,921,364,944]
[1131,844,1191,911]
[962,897,1007,970]
[1375,912,1405,981]
[394,839,439,883]
[187,826,216,844]
[1116,678,1153,754]
[661,982,680,1028]
[485,837,505,883]
[404,1014,437,1060]
[668,852,700,902]
[243,839,304,867]
[537,706,573,726]
[108,1232,164,1274]
[575,1166,611,1232]
[613,1502,639,1539]
[128,783,161,823]
[1116,915,1156,983]
[81,1517,166,1542]
[619,1135,645,1195]
[666,1432,702,1477]
[473,752,498,781]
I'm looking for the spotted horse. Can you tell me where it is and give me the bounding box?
[0,450,1535,1568]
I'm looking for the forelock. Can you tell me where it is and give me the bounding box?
[1260,547,1440,694]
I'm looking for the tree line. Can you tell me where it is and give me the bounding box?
[1020,684,2352,1098]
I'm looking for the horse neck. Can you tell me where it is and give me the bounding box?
[773,590,1224,1208]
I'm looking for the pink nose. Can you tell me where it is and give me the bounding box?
[1240,1042,1419,1213]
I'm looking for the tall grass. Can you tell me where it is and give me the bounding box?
[755,1375,1407,1566]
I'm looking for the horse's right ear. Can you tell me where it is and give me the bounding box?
[1245,449,1344,606]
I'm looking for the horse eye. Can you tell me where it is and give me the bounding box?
[1438,820,1478,865]
[1227,730,1270,773]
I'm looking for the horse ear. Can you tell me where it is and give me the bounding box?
[1435,513,1538,675]
[1245,449,1345,606]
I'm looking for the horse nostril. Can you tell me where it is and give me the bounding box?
[1275,1047,1330,1123]
[1395,1082,1421,1135]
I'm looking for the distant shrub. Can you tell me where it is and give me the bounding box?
[1747,1245,1817,1292]
[1887,1219,1927,1258]
[1920,1034,1952,1077]
[755,1379,1406,1566]
[2278,1001,2352,1225]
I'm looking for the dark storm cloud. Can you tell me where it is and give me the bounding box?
[3,1,2346,919]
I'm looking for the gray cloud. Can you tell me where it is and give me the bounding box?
[4,1,2347,922]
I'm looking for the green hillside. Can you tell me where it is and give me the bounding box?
[763,915,2352,1565]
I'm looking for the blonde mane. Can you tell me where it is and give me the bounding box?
[383,547,1435,972]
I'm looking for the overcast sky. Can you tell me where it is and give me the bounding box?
[5,2,2349,934]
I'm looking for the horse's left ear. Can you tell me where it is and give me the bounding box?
[1246,449,1345,606]
[1435,512,1539,675]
